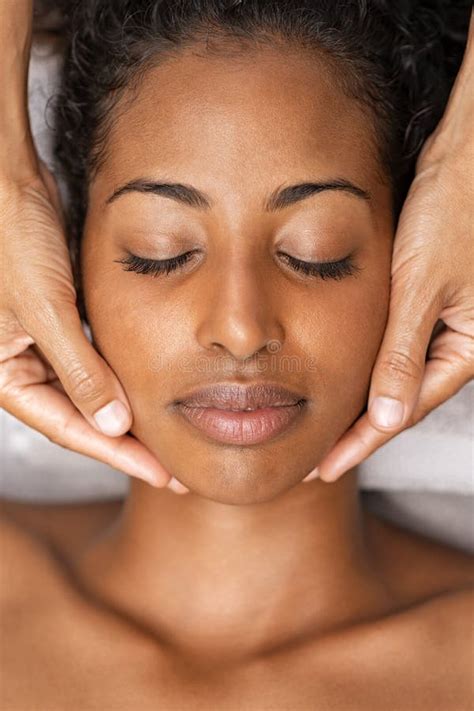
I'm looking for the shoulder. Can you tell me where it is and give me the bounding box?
[398,586,474,707]
[354,587,474,711]
[339,513,473,711]
[0,497,123,552]
[365,509,474,601]
[0,497,122,606]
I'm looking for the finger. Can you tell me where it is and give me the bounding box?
[1,348,187,494]
[367,282,442,433]
[302,467,319,483]
[412,329,474,420]
[1,356,171,487]
[167,477,190,494]
[31,303,133,437]
[317,335,473,483]
[317,413,389,482]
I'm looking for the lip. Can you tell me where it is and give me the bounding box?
[175,382,305,410]
[173,382,307,445]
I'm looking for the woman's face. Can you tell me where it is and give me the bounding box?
[82,45,394,504]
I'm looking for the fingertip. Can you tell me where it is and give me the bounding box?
[302,467,319,483]
[319,470,341,483]
[369,396,405,430]
[167,477,190,494]
[93,399,132,436]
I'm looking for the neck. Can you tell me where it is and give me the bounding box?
[72,468,394,662]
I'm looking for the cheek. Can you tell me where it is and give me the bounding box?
[81,229,391,480]
[81,237,201,449]
[293,252,391,440]
[82,270,181,410]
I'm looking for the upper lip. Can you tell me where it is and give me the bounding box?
[175,382,306,410]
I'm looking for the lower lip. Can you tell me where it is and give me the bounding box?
[175,402,306,445]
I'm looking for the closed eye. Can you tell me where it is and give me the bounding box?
[115,251,199,277]
[115,250,362,280]
[277,252,361,280]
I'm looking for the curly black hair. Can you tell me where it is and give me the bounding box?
[51,0,471,309]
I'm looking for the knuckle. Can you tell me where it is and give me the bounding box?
[46,430,74,453]
[67,365,104,404]
[0,313,33,362]
[352,424,374,452]
[47,410,75,449]
[45,429,63,448]
[0,359,20,400]
[379,349,423,382]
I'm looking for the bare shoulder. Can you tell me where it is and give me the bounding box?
[364,508,474,600]
[0,497,122,607]
[320,512,474,711]
[0,497,123,549]
[396,585,473,707]
[347,586,474,711]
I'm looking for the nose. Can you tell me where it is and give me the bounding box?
[195,257,285,361]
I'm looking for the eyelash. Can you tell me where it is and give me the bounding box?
[116,251,360,280]
[115,251,198,276]
[277,252,360,280]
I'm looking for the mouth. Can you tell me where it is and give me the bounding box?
[172,382,307,445]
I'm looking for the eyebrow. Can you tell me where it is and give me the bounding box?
[105,177,371,211]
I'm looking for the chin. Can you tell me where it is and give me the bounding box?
[148,434,321,505]
[131,403,346,504]
[175,468,308,506]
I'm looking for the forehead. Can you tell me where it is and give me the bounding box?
[91,44,383,204]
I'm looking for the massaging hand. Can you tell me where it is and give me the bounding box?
[304,13,474,484]
[0,9,471,498]
[0,161,189,494]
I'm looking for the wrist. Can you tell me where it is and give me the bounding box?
[0,0,34,168]
[0,130,40,186]
[418,25,474,168]
[0,0,33,88]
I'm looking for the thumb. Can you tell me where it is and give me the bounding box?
[367,283,442,432]
[32,303,132,437]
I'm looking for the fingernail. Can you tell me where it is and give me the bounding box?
[93,399,130,436]
[168,477,189,494]
[370,396,404,428]
[320,451,362,482]
[303,467,319,483]
[320,469,342,483]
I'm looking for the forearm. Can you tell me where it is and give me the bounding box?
[0,0,37,180]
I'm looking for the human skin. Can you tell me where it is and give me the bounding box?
[2,41,473,709]
[1,4,472,494]
[312,10,474,483]
[70,42,399,659]
[0,0,176,490]
[81,45,393,505]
